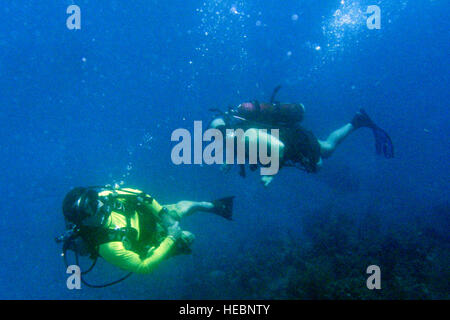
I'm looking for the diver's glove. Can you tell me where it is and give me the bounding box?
[170,231,195,257]
[179,231,195,250]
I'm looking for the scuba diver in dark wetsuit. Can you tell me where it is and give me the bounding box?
[209,86,394,186]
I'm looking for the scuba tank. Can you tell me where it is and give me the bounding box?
[221,86,305,127]
[235,101,305,126]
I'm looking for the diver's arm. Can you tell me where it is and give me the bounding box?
[98,237,176,275]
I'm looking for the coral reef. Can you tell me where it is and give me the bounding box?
[185,201,449,299]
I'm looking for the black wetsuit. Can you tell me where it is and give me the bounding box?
[224,117,321,173]
[277,124,321,173]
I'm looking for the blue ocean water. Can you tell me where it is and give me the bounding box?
[0,1,448,299]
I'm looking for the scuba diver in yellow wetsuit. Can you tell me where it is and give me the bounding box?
[209,86,394,186]
[56,186,234,287]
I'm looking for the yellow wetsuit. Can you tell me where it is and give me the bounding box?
[97,188,176,274]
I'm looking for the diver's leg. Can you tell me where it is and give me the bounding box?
[318,123,355,159]
[320,109,385,158]
[164,201,214,220]
[161,202,211,250]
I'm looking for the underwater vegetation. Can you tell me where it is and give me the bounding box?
[185,201,449,299]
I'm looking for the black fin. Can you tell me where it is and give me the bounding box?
[211,196,235,220]
[352,109,394,158]
[351,109,375,129]
[372,126,394,158]
[269,85,282,104]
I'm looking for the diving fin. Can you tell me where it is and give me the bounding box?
[372,125,394,158]
[351,109,375,129]
[352,109,394,158]
[211,196,235,220]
